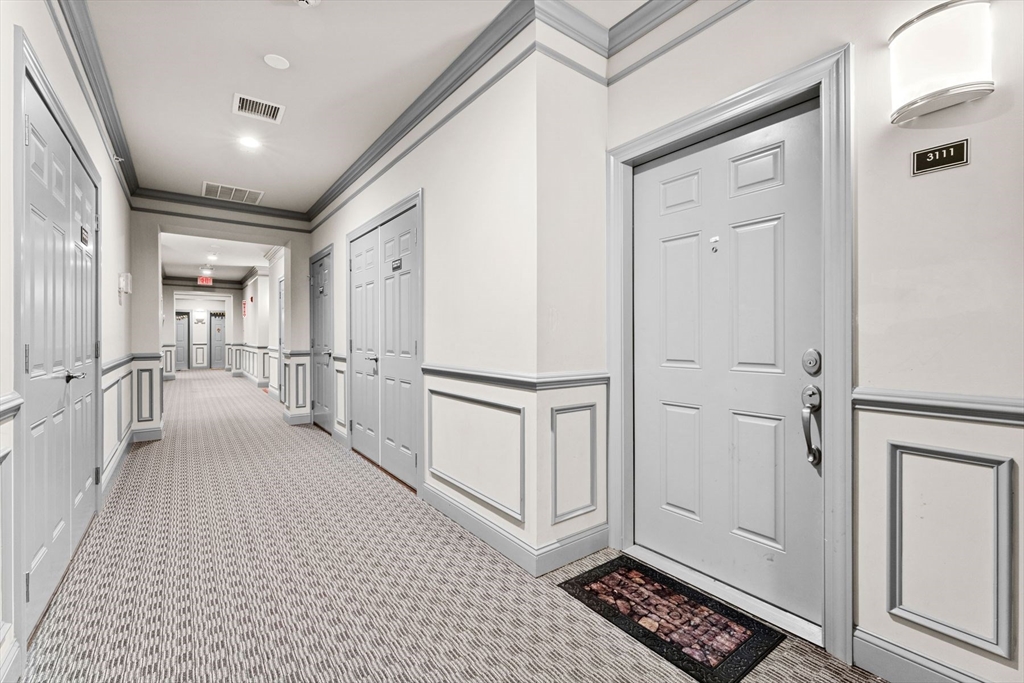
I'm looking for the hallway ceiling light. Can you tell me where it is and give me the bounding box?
[889,0,994,124]
[200,266,214,276]
[209,254,218,261]
[264,54,290,70]
[239,137,261,149]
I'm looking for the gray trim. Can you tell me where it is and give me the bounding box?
[133,353,162,361]
[132,426,163,442]
[606,45,854,661]
[427,389,526,522]
[535,0,609,57]
[311,47,535,231]
[307,0,534,220]
[283,364,291,409]
[332,356,347,363]
[853,629,989,683]
[419,485,608,576]
[117,370,133,442]
[422,364,609,391]
[56,0,139,192]
[101,354,133,374]
[332,426,351,450]
[853,387,1023,426]
[283,350,311,358]
[164,374,175,382]
[132,207,311,234]
[100,431,132,504]
[137,368,154,422]
[0,392,25,421]
[887,442,1013,658]
[282,412,312,426]
[231,370,243,379]
[608,0,753,86]
[164,276,244,290]
[535,43,606,86]
[608,0,697,56]
[551,403,598,524]
[241,344,269,350]
[296,364,307,409]
[134,187,308,222]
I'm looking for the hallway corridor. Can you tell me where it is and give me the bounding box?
[21,371,878,683]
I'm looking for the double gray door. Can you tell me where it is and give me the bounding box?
[349,208,419,487]
[633,102,824,624]
[310,252,333,433]
[210,312,226,369]
[22,78,99,631]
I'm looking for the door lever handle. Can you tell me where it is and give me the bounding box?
[65,371,86,384]
[801,384,821,466]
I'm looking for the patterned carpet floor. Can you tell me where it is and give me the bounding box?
[25,370,885,683]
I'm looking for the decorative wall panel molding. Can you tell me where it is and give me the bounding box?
[887,441,1013,657]
[422,364,609,391]
[296,364,307,409]
[854,387,1023,426]
[0,392,24,421]
[551,402,597,524]
[137,368,154,422]
[427,389,526,521]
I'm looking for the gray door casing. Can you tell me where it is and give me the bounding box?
[633,101,824,624]
[346,191,424,488]
[13,30,104,642]
[278,277,285,404]
[210,312,226,369]
[606,46,853,658]
[174,312,188,371]
[310,247,334,433]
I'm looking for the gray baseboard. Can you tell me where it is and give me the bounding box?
[853,629,989,683]
[132,426,163,442]
[268,387,280,402]
[257,379,269,388]
[332,426,350,449]
[163,374,175,381]
[419,484,608,577]
[100,432,134,504]
[282,412,312,426]
[231,370,243,378]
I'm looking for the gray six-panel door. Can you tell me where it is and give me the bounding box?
[174,313,188,371]
[350,230,380,461]
[310,251,333,433]
[633,102,824,624]
[210,312,226,369]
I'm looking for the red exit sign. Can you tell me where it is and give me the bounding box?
[197,276,214,286]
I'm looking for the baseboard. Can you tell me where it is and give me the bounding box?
[282,412,312,426]
[268,387,280,402]
[257,379,269,388]
[101,432,134,503]
[231,370,243,378]
[853,629,989,683]
[0,637,21,683]
[163,373,175,381]
[132,426,163,442]
[332,426,350,448]
[419,484,608,577]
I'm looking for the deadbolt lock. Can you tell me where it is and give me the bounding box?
[802,348,822,377]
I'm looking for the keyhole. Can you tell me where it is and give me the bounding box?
[711,246,718,253]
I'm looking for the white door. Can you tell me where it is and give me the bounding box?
[210,312,226,369]
[278,279,285,403]
[379,210,418,487]
[23,79,98,631]
[311,252,333,433]
[633,101,824,624]
[175,313,188,370]
[350,229,380,461]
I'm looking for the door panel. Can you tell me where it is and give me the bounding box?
[311,252,333,432]
[350,230,379,461]
[175,314,188,370]
[633,101,823,624]
[210,313,226,369]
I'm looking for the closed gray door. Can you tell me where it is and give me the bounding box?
[210,313,226,369]
[69,152,98,550]
[278,278,285,403]
[350,229,379,462]
[175,313,188,370]
[379,210,418,487]
[192,314,207,368]
[22,80,80,631]
[633,102,824,624]
[310,252,333,433]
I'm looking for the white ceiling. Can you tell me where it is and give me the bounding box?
[161,233,273,281]
[87,0,508,212]
[566,0,647,28]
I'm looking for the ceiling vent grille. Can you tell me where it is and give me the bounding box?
[232,93,285,124]
[201,182,264,205]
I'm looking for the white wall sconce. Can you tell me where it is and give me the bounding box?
[889,0,994,124]
[118,272,132,305]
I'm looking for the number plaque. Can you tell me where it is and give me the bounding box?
[912,139,968,176]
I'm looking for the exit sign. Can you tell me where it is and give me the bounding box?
[197,276,213,286]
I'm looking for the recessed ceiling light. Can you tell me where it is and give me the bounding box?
[239,137,261,149]
[200,266,213,276]
[209,254,218,261]
[264,54,290,70]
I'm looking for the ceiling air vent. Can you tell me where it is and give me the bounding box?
[232,93,285,124]
[202,182,264,205]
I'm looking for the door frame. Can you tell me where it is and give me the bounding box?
[344,189,425,487]
[309,244,334,432]
[10,26,105,649]
[606,46,853,660]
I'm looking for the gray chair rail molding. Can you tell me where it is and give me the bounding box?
[852,387,1024,425]
[421,364,609,391]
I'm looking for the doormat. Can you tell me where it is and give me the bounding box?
[559,556,784,683]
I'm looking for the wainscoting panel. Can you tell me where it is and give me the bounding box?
[162,347,173,373]
[102,377,119,465]
[137,369,154,423]
[118,373,132,442]
[335,366,346,433]
[551,403,597,524]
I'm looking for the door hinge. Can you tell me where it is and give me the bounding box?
[349,259,352,272]
[415,452,418,468]
[349,339,353,352]
[25,573,30,602]
[24,115,29,146]
[95,340,101,359]
[25,344,30,373]
[349,419,353,431]
[94,466,101,486]
[415,340,417,356]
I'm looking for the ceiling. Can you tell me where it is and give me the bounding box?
[565,0,647,28]
[87,0,508,212]
[161,233,273,281]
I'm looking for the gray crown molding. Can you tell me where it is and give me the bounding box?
[608,0,697,56]
[134,188,309,222]
[535,43,606,85]
[422,364,609,391]
[264,245,285,265]
[853,387,1024,426]
[241,266,267,285]
[132,207,311,234]
[164,276,244,290]
[535,0,609,56]
[307,0,535,220]
[853,629,989,683]
[57,0,139,192]
[887,442,1013,659]
[608,0,753,86]
[0,392,25,421]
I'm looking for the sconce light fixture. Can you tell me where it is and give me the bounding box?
[889,0,994,124]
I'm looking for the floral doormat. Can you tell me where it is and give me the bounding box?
[559,556,785,683]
